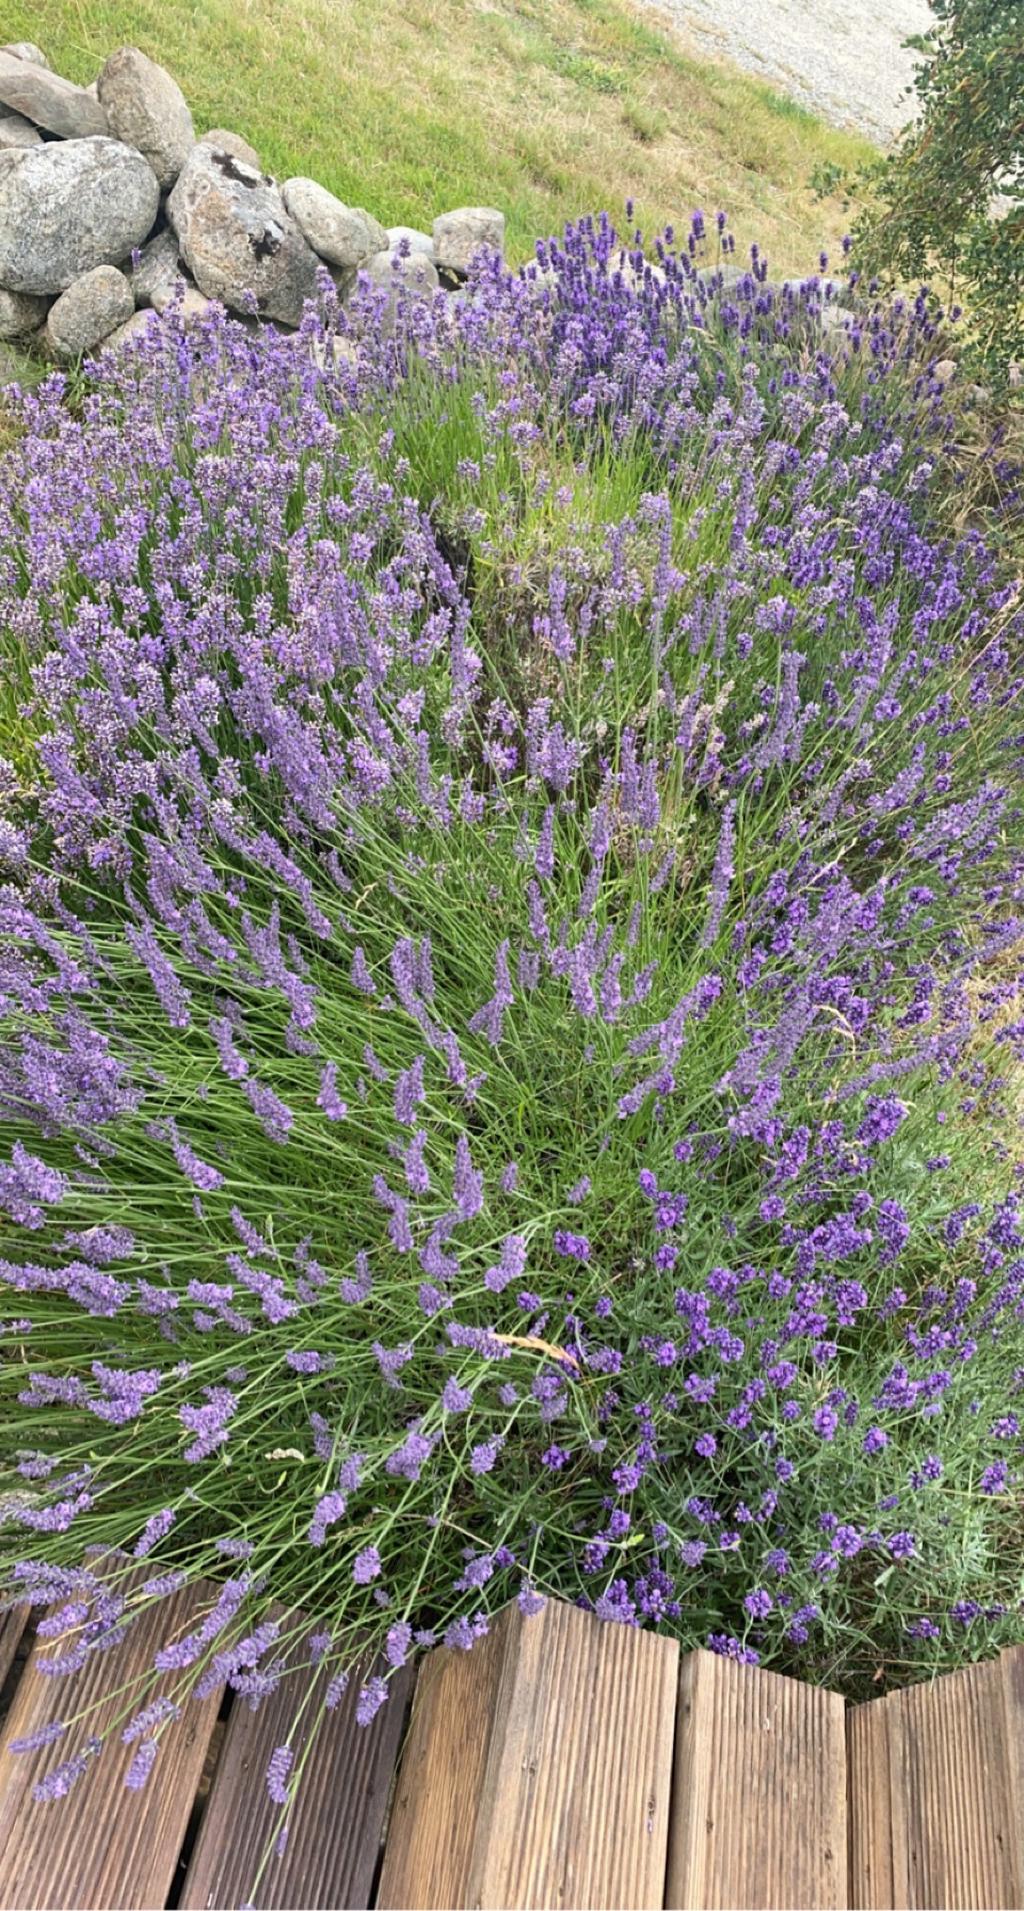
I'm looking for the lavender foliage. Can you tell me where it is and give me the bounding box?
[1,213,1023,1819]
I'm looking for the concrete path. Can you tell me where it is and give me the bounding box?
[647,0,934,144]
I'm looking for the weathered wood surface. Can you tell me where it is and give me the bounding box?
[182,1653,413,1911]
[848,1647,1024,1910]
[0,1607,30,1696]
[377,1597,679,1911]
[665,1648,848,1911]
[0,1581,223,1911]
[0,1592,1020,1911]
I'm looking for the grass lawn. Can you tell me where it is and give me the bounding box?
[2,0,872,272]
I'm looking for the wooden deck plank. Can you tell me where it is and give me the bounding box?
[665,1648,848,1910]
[847,1683,907,1911]
[0,1606,31,1701]
[0,1579,223,1911]
[377,1596,679,1911]
[848,1649,1024,1909]
[181,1651,413,1911]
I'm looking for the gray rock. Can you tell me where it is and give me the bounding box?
[101,307,163,353]
[358,246,440,330]
[45,264,134,362]
[0,287,49,339]
[196,128,260,169]
[168,143,320,324]
[97,46,194,190]
[770,278,851,335]
[305,332,359,371]
[129,227,180,307]
[432,206,504,274]
[696,263,753,293]
[361,248,440,295]
[387,225,435,260]
[150,275,211,324]
[0,48,108,139]
[0,111,41,148]
[819,303,849,336]
[0,138,160,296]
[520,259,558,299]
[604,254,666,294]
[779,275,847,304]
[933,357,956,385]
[282,177,386,268]
[1,44,50,67]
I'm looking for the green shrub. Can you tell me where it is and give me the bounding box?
[855,0,1024,386]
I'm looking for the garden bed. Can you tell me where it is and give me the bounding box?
[1,215,1023,1882]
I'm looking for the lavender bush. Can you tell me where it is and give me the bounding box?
[1,213,1023,1836]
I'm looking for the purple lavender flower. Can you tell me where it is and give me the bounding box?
[308,1491,347,1547]
[133,1507,175,1559]
[443,1612,489,1650]
[468,940,514,1048]
[385,1621,413,1668]
[244,1080,294,1143]
[340,1251,373,1305]
[164,1121,224,1193]
[484,1232,528,1294]
[317,1063,348,1121]
[266,1744,293,1804]
[702,801,736,947]
[403,1129,430,1195]
[0,1143,67,1229]
[470,1437,503,1475]
[442,1377,473,1415]
[394,1056,425,1126]
[125,1739,159,1791]
[888,1531,916,1560]
[355,1676,388,1726]
[707,1634,760,1665]
[857,1096,908,1148]
[122,1698,180,1744]
[542,1444,570,1471]
[373,1341,414,1389]
[179,1386,237,1463]
[594,1579,637,1626]
[453,1134,484,1220]
[980,1462,1009,1495]
[351,946,376,995]
[32,1738,101,1803]
[353,1545,382,1584]
[10,1720,66,1755]
[385,1429,435,1481]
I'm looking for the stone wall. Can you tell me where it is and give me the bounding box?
[0,41,505,363]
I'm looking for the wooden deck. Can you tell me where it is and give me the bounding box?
[0,1594,1020,1910]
